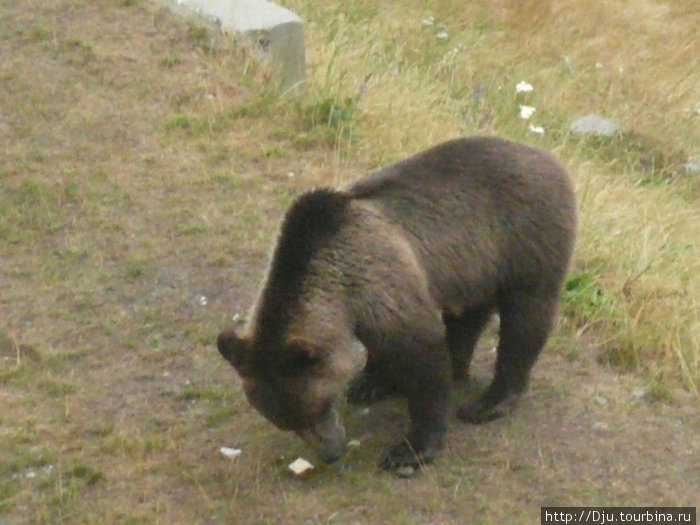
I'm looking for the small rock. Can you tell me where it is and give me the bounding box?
[592,421,609,431]
[528,124,545,135]
[682,153,700,174]
[421,16,435,27]
[347,439,361,448]
[287,171,295,178]
[571,114,621,137]
[199,295,208,306]
[471,84,486,104]
[288,457,314,475]
[631,388,646,398]
[435,31,449,40]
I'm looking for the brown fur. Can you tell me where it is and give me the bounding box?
[217,136,577,471]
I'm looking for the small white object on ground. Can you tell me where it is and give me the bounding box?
[435,31,448,40]
[515,81,534,93]
[395,465,416,478]
[347,439,361,448]
[288,457,314,475]
[528,124,545,135]
[519,105,536,120]
[220,447,242,459]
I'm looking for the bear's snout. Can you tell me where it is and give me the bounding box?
[297,406,347,464]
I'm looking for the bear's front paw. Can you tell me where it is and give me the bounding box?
[380,441,422,474]
[346,372,394,405]
[458,389,523,424]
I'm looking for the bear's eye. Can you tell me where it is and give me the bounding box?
[245,378,305,431]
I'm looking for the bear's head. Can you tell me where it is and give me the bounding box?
[217,330,361,464]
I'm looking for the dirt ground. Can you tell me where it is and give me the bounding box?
[0,1,698,524]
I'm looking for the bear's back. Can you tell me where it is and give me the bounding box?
[348,137,577,307]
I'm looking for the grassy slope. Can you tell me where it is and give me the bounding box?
[0,0,698,523]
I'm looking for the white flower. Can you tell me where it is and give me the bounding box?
[519,105,536,119]
[421,16,435,26]
[528,124,545,135]
[436,31,449,40]
[515,81,534,93]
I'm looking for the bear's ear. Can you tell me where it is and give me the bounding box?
[285,336,329,370]
[216,330,249,375]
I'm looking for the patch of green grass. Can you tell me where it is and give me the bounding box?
[166,113,191,131]
[187,21,216,52]
[176,387,229,403]
[646,377,674,403]
[563,268,620,326]
[160,55,182,69]
[38,377,78,397]
[124,263,146,281]
[69,464,104,486]
[32,26,51,41]
[205,406,239,428]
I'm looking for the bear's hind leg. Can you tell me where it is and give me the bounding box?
[458,292,558,423]
[444,304,493,381]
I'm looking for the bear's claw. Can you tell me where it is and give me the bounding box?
[380,441,422,472]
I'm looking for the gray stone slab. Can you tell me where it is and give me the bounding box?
[162,0,305,93]
[571,114,622,137]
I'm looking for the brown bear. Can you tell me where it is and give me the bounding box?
[217,136,577,472]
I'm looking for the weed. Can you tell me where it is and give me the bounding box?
[166,113,191,131]
[33,26,51,41]
[160,55,182,69]
[563,269,619,326]
[69,464,104,486]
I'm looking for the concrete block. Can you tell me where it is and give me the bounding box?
[164,0,306,93]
